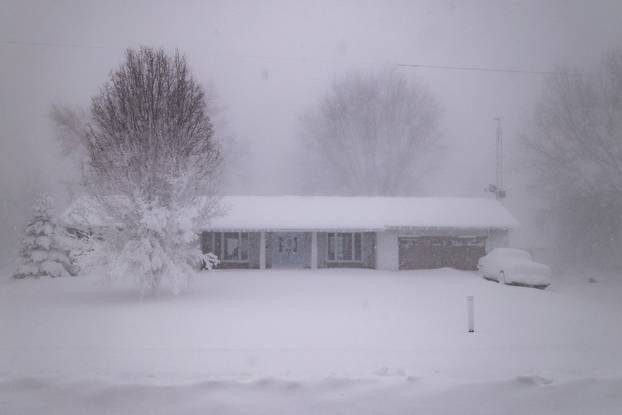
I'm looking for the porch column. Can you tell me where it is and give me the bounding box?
[311,231,318,269]
[259,231,266,269]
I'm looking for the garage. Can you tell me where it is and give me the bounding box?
[398,236,487,271]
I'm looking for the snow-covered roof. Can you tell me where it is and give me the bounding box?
[59,196,116,228]
[207,196,518,231]
[60,195,518,230]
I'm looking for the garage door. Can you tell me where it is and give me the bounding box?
[398,236,486,270]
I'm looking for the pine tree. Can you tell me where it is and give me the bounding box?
[14,197,78,279]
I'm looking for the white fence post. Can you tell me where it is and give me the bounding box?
[467,296,474,333]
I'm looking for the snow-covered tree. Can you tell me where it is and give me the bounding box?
[52,47,222,294]
[300,69,441,195]
[521,50,622,269]
[14,197,78,279]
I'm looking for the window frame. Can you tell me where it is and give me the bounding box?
[327,232,363,263]
[213,231,249,262]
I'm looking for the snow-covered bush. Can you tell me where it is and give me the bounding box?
[14,197,78,279]
[202,252,220,270]
[55,225,108,273]
[104,198,220,295]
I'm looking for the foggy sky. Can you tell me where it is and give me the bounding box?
[1,0,622,260]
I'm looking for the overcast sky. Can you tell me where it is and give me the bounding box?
[1,0,622,258]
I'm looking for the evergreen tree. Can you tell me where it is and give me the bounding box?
[14,197,78,279]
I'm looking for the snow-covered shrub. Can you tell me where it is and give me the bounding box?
[14,197,79,279]
[103,198,220,295]
[202,252,220,270]
[55,225,109,274]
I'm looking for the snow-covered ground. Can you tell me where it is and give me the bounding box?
[2,268,622,414]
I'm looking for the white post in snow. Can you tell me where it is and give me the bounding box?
[311,231,318,269]
[467,296,475,333]
[259,231,266,269]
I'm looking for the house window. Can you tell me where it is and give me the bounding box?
[328,232,362,262]
[214,232,248,261]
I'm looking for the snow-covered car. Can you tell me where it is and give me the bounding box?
[478,248,551,289]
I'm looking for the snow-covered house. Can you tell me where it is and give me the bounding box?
[202,196,518,271]
[60,195,517,272]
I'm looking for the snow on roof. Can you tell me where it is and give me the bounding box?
[60,195,518,230]
[59,196,115,228]
[207,196,518,231]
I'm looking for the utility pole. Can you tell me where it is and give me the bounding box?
[486,118,506,199]
[494,117,505,199]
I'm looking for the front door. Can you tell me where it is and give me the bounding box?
[272,232,306,268]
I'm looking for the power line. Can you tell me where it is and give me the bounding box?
[0,39,104,50]
[396,62,554,75]
[0,38,555,76]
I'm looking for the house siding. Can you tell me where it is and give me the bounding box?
[317,232,328,268]
[486,229,509,253]
[248,232,261,268]
[363,232,376,268]
[303,232,312,268]
[266,232,273,269]
[376,230,398,271]
[201,228,510,271]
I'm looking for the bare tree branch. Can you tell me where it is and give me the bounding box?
[300,69,441,196]
[522,51,622,268]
